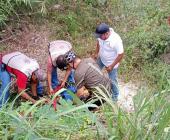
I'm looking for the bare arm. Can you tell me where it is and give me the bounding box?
[47,68,53,94]
[111,53,124,68]
[106,53,124,72]
[16,74,36,104]
[61,66,72,87]
[47,57,54,94]
[31,80,38,97]
[18,88,36,104]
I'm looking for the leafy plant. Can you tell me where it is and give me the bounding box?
[92,85,170,140]
[0,0,53,27]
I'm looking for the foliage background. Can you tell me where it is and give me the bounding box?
[0,0,170,139]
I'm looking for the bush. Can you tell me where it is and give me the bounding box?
[0,0,54,27]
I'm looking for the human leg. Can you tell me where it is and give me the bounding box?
[0,65,11,107]
[36,82,44,97]
[67,70,77,92]
[51,67,59,89]
[61,70,77,100]
[108,68,119,100]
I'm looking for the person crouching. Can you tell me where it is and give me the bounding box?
[0,51,46,105]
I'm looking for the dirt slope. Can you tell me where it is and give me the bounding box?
[1,24,49,70]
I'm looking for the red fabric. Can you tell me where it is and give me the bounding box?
[168,17,170,25]
[53,85,62,93]
[6,66,28,89]
[52,85,62,110]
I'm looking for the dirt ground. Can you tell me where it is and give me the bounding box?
[1,24,49,70]
[161,53,170,65]
[1,24,139,112]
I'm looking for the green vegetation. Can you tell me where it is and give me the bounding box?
[0,0,170,139]
[95,86,170,140]
[0,81,169,139]
[0,89,103,139]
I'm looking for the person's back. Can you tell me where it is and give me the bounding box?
[74,57,111,92]
[1,52,46,104]
[56,51,112,110]
[74,57,112,110]
[47,40,77,100]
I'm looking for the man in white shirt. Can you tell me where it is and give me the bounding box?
[94,23,124,100]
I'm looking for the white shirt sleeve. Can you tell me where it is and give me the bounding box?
[116,40,124,54]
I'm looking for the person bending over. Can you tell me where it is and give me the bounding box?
[0,52,46,105]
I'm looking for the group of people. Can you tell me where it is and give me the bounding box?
[0,23,124,108]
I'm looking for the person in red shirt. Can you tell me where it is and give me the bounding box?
[6,66,45,104]
[1,52,46,104]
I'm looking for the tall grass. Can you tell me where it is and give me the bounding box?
[93,85,170,140]
[1,82,169,139]
[0,88,108,139]
[0,0,54,27]
[0,0,170,139]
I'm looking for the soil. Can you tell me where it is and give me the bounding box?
[1,24,50,70]
[118,80,138,112]
[1,24,138,112]
[160,53,170,65]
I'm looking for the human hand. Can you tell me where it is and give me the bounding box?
[43,97,51,104]
[61,80,66,88]
[32,99,37,104]
[94,54,98,60]
[105,65,113,72]
[35,97,51,105]
[91,53,98,60]
[49,87,54,94]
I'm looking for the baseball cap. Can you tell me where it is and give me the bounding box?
[35,69,46,81]
[95,23,110,38]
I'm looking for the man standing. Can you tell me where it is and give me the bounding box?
[94,23,124,100]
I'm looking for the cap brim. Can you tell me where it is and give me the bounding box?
[94,33,101,38]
